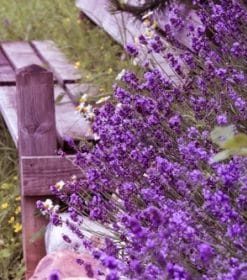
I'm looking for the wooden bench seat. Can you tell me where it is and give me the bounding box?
[76,0,182,84]
[0,40,93,146]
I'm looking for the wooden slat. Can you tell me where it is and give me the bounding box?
[76,0,180,83]
[0,49,15,85]
[0,85,91,147]
[0,86,18,145]
[21,155,82,196]
[65,83,99,105]
[1,41,44,70]
[31,40,81,85]
[54,85,92,141]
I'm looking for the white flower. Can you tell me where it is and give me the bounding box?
[44,199,53,210]
[55,180,65,191]
[115,69,126,81]
[116,103,122,109]
[84,104,93,113]
[76,102,86,112]
[96,96,111,104]
[93,133,100,141]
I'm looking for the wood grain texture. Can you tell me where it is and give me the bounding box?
[76,0,180,83]
[31,40,81,85]
[0,86,18,146]
[65,83,99,105]
[1,41,44,70]
[17,65,57,279]
[16,64,57,156]
[54,85,91,141]
[21,155,82,196]
[0,85,91,148]
[0,48,15,85]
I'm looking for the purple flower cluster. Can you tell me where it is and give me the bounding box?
[39,1,247,279]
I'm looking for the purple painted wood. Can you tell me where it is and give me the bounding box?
[16,64,57,279]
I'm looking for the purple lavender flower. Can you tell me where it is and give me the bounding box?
[44,1,247,279]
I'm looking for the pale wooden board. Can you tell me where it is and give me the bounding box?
[76,0,180,83]
[31,40,82,85]
[1,41,44,70]
[0,86,18,146]
[65,83,99,104]
[0,85,91,146]
[54,85,92,140]
[21,155,82,196]
[0,49,15,85]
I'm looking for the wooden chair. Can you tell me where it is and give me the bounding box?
[0,41,95,279]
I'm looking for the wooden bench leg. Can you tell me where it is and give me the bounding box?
[21,196,46,279]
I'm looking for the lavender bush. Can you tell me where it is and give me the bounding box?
[38,1,247,279]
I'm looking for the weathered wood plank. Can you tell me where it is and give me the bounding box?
[31,40,81,85]
[0,85,92,147]
[54,85,92,141]
[76,0,179,83]
[0,48,15,85]
[1,41,44,70]
[16,65,57,155]
[17,65,57,279]
[0,86,18,145]
[65,83,99,105]
[21,155,82,196]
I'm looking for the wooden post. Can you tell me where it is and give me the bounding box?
[16,64,57,279]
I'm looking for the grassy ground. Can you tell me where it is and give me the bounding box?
[0,0,132,91]
[0,117,24,279]
[0,0,132,279]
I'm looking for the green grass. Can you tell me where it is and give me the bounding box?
[0,0,132,92]
[0,0,134,279]
[0,116,24,280]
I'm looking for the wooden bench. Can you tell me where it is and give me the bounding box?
[0,40,97,279]
[76,0,197,86]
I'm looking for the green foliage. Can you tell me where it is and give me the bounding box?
[0,0,132,93]
[210,125,247,163]
[0,117,23,280]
